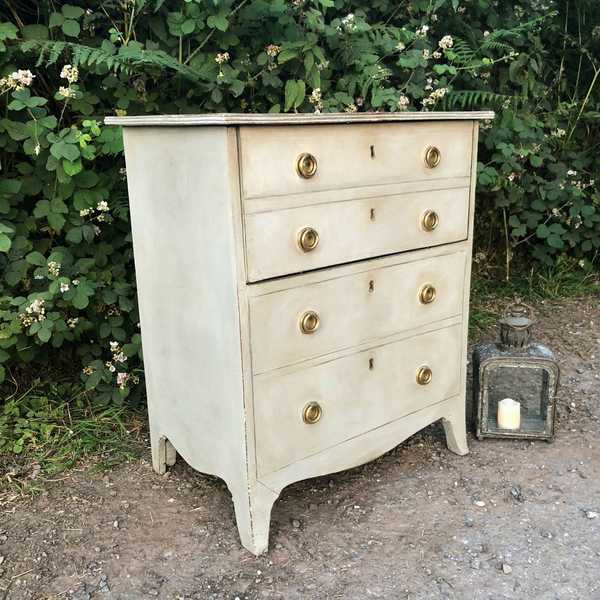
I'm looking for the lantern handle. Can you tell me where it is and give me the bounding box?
[502,298,535,323]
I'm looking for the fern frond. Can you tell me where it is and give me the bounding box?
[17,40,203,82]
[443,90,521,110]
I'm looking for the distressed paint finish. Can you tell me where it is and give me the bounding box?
[114,112,490,555]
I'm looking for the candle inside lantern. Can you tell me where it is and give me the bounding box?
[497,398,521,430]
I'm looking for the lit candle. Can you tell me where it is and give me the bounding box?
[497,398,521,430]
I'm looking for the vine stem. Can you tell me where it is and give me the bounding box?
[184,0,249,66]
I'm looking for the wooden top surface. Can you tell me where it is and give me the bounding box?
[105,111,495,127]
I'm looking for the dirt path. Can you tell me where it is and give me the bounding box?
[1,297,598,600]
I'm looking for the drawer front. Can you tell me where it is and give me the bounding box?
[245,187,469,282]
[249,250,466,374]
[239,121,473,200]
[254,324,463,477]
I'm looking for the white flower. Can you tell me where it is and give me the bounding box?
[116,372,129,389]
[422,49,431,59]
[340,14,357,32]
[416,25,429,37]
[93,225,101,236]
[432,50,442,59]
[551,128,566,138]
[105,361,116,373]
[34,143,41,156]
[60,64,79,84]
[396,42,406,51]
[79,208,91,217]
[60,282,70,293]
[110,341,120,351]
[439,35,454,49]
[67,317,79,329]
[309,88,323,113]
[345,103,357,113]
[72,279,80,286]
[214,52,230,65]
[97,200,109,212]
[58,86,76,99]
[48,261,61,277]
[19,298,46,326]
[567,169,577,176]
[578,259,586,268]
[265,44,281,58]
[12,69,35,88]
[483,30,490,37]
[397,95,410,111]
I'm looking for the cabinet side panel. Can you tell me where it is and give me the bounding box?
[122,126,245,482]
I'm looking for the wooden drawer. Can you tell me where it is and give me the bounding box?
[254,324,463,477]
[239,121,473,200]
[244,187,469,282]
[249,250,466,374]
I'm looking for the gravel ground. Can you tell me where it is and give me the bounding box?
[0,296,598,600]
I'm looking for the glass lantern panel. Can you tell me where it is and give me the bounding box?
[485,365,550,434]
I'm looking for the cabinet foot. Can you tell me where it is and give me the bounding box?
[151,433,177,475]
[442,402,469,456]
[231,482,280,555]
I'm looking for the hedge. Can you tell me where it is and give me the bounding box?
[0,1,598,401]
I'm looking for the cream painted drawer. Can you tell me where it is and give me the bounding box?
[254,323,463,477]
[245,187,469,282]
[239,121,473,200]
[249,250,466,374]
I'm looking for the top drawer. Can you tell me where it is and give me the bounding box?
[239,121,473,200]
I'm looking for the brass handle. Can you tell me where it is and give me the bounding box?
[416,365,433,386]
[296,152,318,178]
[424,146,441,168]
[419,284,437,305]
[297,227,320,252]
[299,310,320,334]
[303,401,322,424]
[421,209,439,232]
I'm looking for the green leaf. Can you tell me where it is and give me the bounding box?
[72,288,90,309]
[278,49,298,64]
[207,14,229,31]
[49,12,65,28]
[536,224,550,239]
[0,364,5,385]
[62,19,81,38]
[26,251,47,266]
[284,79,305,112]
[0,233,11,253]
[530,155,543,168]
[38,327,52,343]
[181,19,196,34]
[63,159,83,176]
[61,4,85,18]
[22,24,49,40]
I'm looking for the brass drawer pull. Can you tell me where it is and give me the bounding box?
[419,284,437,305]
[424,146,441,168]
[421,209,439,232]
[303,401,322,424]
[297,227,319,252]
[296,152,318,178]
[416,365,433,386]
[299,310,320,334]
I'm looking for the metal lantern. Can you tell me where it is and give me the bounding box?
[473,302,560,440]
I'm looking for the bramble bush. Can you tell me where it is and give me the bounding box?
[0,1,598,403]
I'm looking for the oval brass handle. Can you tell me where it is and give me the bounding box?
[297,227,320,252]
[299,310,320,334]
[416,365,433,386]
[303,401,322,424]
[419,284,437,305]
[424,146,441,168]
[296,152,318,178]
[421,209,439,232]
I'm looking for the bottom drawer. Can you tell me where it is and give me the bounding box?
[254,323,463,477]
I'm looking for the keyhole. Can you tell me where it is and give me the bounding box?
[370,145,375,158]
[370,208,376,221]
[368,280,375,293]
[369,358,375,370]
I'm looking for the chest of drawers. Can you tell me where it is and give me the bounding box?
[107,111,494,555]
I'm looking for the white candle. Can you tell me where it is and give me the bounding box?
[497,398,521,430]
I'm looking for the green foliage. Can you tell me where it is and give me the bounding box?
[0,0,598,404]
[0,378,141,483]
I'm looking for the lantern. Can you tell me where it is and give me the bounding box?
[473,302,560,440]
